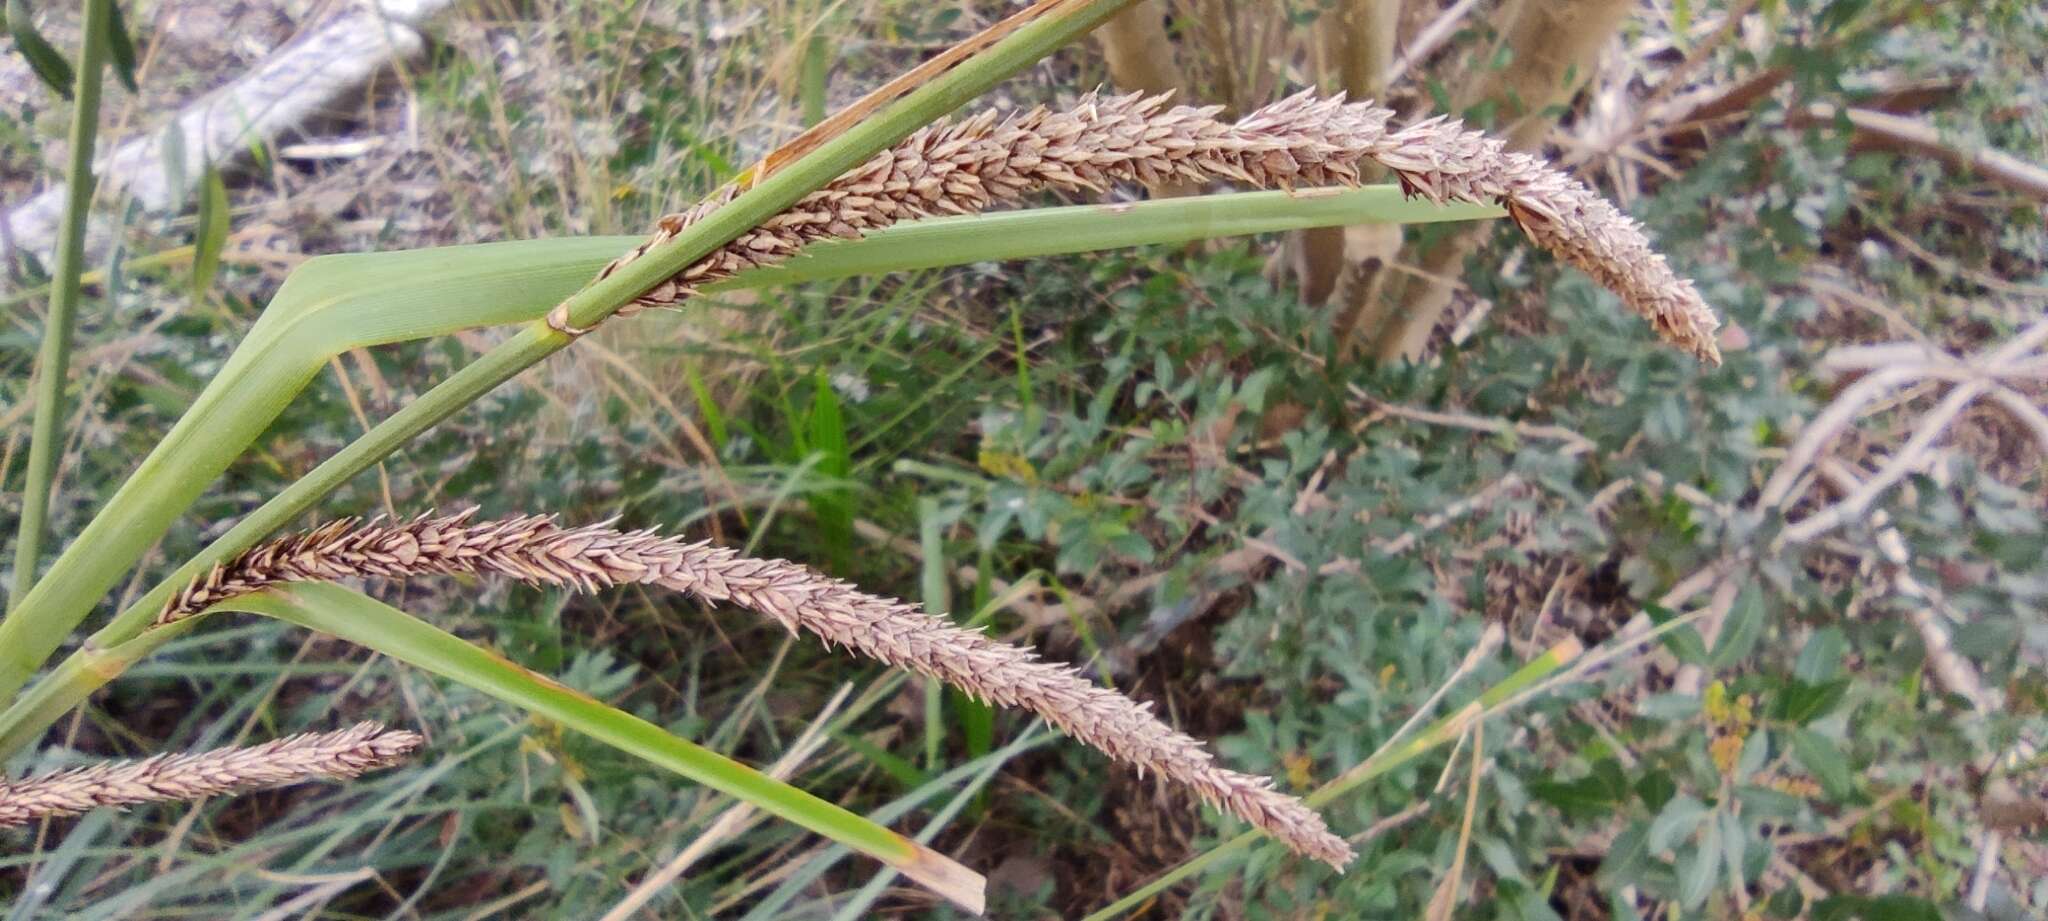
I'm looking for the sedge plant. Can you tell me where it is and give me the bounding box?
[0,0,1720,910]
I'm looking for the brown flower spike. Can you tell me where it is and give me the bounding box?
[596,91,1719,363]
[0,722,422,827]
[163,511,1355,868]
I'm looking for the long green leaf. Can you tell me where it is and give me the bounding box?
[220,583,985,913]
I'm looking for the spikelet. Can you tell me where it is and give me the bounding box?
[0,722,422,827]
[162,511,1355,869]
[598,91,1719,363]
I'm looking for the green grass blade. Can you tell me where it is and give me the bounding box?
[806,369,855,573]
[221,582,986,913]
[0,186,1499,311]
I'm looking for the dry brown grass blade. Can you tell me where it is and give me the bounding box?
[0,722,422,827]
[600,91,1719,363]
[163,511,1355,868]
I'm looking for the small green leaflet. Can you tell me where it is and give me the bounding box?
[6,0,75,100]
[1677,815,1721,908]
[1709,583,1766,668]
[1790,728,1854,801]
[1793,626,1846,683]
[104,0,136,92]
[1644,602,1708,665]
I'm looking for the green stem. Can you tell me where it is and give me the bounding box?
[0,0,1141,706]
[1080,639,1583,921]
[10,0,113,610]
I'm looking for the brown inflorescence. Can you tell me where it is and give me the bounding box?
[598,91,1719,363]
[0,722,422,827]
[162,511,1355,868]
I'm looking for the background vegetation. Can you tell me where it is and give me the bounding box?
[1,0,2043,917]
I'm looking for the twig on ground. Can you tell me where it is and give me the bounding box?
[1350,390,1599,455]
[1970,830,2004,913]
[1815,459,1993,712]
[1777,317,2048,546]
[1671,319,2047,695]
[1802,105,2048,204]
[1374,475,1530,555]
[1565,0,1761,171]
[1986,387,2048,455]
[1761,316,2048,516]
[246,868,381,921]
[1780,378,1990,545]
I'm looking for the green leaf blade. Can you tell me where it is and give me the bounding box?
[224,583,987,914]
[1709,584,1766,668]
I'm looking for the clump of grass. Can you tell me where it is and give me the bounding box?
[593,90,1720,363]
[162,510,1356,868]
[0,722,421,827]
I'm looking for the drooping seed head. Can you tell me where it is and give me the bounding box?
[164,512,1355,868]
[595,90,1718,362]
